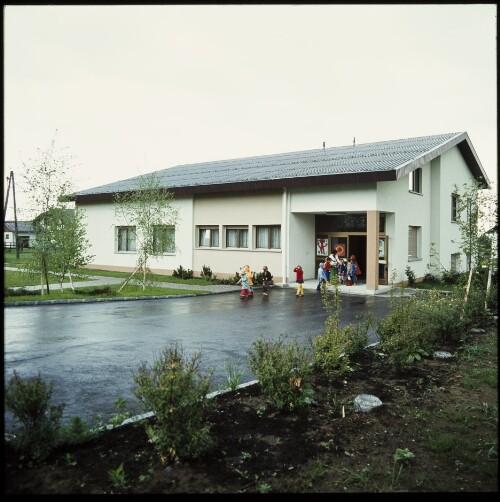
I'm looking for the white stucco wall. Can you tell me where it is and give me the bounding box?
[375,145,478,283]
[192,192,283,279]
[287,212,316,282]
[78,197,193,273]
[289,183,378,213]
[376,164,432,283]
[437,147,477,271]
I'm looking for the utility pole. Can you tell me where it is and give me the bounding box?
[3,171,20,258]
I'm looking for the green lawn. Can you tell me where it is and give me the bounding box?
[4,282,210,303]
[4,253,215,302]
[4,270,95,289]
[412,281,456,292]
[4,249,34,267]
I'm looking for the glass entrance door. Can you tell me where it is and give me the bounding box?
[378,237,388,285]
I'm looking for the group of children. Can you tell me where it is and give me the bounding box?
[237,254,361,299]
[315,252,361,293]
[237,264,273,299]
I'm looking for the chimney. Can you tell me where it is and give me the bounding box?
[353,137,356,147]
[323,141,325,149]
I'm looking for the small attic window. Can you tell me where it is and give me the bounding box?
[409,168,422,194]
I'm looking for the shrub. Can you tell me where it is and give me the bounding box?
[460,287,496,328]
[247,335,314,413]
[376,295,434,372]
[405,266,416,287]
[313,324,353,380]
[5,371,65,462]
[200,265,213,280]
[211,271,241,285]
[345,317,373,356]
[74,286,115,296]
[313,285,358,379]
[440,270,462,285]
[4,287,40,297]
[423,273,440,284]
[172,265,194,280]
[377,287,474,370]
[59,416,97,446]
[133,343,214,463]
[223,360,244,391]
[485,283,498,314]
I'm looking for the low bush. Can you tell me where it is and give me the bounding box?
[247,335,314,413]
[440,270,463,285]
[313,324,353,380]
[5,371,65,462]
[172,265,194,280]
[4,288,40,297]
[405,266,416,287]
[133,343,214,463]
[74,286,115,296]
[200,264,213,280]
[376,295,435,372]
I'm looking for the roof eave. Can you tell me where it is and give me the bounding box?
[72,171,398,203]
[395,132,491,188]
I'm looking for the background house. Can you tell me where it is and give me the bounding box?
[70,132,490,294]
[3,220,36,250]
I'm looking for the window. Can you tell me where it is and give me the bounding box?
[256,225,281,249]
[408,226,421,260]
[226,227,248,248]
[451,193,459,222]
[450,253,461,272]
[5,234,9,239]
[117,226,136,252]
[409,168,422,194]
[199,227,219,247]
[153,225,175,254]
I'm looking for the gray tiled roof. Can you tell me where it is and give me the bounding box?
[71,132,489,199]
[4,221,35,233]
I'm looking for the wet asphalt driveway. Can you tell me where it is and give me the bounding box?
[4,288,393,431]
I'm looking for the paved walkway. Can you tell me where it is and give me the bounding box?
[5,266,398,298]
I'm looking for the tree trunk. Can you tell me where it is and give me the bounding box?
[461,266,474,319]
[68,270,75,292]
[118,266,140,293]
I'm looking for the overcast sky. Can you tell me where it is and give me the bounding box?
[3,4,497,220]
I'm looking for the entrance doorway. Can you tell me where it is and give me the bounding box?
[345,235,366,281]
[329,235,366,282]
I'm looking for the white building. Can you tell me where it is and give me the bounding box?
[3,221,36,250]
[70,132,490,294]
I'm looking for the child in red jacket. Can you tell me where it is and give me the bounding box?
[293,265,304,297]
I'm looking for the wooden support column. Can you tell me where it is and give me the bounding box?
[366,210,379,292]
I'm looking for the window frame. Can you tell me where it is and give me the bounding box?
[450,253,461,272]
[255,225,281,250]
[409,168,422,194]
[225,227,248,249]
[451,193,459,222]
[116,226,137,253]
[408,225,421,260]
[198,226,220,248]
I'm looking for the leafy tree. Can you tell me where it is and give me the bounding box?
[29,207,94,292]
[452,181,497,272]
[19,133,92,294]
[114,172,180,291]
[20,133,75,218]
